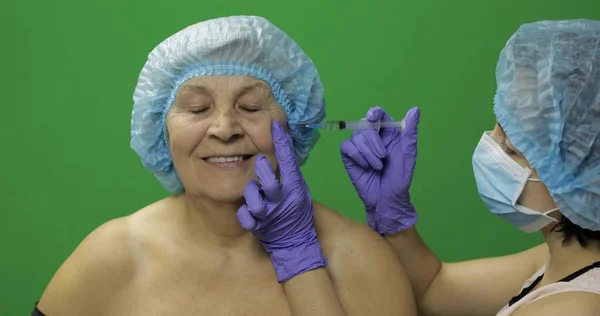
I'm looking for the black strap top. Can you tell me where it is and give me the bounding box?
[508,260,600,306]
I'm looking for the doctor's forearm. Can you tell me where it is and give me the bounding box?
[384,227,442,304]
[283,267,346,316]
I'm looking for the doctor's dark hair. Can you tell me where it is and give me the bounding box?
[552,216,600,249]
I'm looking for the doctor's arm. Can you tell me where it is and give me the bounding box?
[283,220,418,316]
[309,204,418,316]
[281,266,346,316]
[340,106,548,315]
[240,121,416,315]
[385,227,547,316]
[234,121,340,316]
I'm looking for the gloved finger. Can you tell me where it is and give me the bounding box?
[340,140,369,169]
[271,120,303,185]
[366,106,385,123]
[243,180,267,219]
[401,106,420,142]
[351,131,384,170]
[400,107,420,168]
[254,155,282,201]
[237,205,258,231]
[367,106,400,147]
[359,128,385,158]
[355,109,387,158]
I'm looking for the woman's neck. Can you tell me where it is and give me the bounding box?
[172,194,263,252]
[539,228,600,287]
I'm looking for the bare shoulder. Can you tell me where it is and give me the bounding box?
[313,201,394,264]
[313,201,418,315]
[36,198,176,316]
[512,291,600,316]
[37,214,136,315]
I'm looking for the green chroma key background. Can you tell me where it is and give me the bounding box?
[2,0,599,314]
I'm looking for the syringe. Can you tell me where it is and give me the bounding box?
[303,119,405,131]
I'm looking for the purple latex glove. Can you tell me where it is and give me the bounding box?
[237,120,327,283]
[340,106,420,235]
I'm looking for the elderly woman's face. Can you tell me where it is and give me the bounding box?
[166,75,287,202]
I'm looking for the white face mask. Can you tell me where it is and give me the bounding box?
[472,132,559,233]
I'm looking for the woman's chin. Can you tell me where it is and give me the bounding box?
[185,181,248,204]
[211,193,246,204]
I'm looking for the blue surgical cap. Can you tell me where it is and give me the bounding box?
[130,16,326,193]
[494,19,600,231]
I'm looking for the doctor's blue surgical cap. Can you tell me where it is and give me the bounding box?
[494,18,600,231]
[130,16,326,193]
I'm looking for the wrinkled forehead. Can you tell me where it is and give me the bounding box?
[178,75,274,97]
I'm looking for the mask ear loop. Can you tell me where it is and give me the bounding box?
[522,176,560,217]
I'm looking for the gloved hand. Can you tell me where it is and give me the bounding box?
[237,120,327,283]
[340,106,420,235]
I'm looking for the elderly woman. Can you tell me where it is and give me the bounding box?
[341,19,600,315]
[32,16,417,316]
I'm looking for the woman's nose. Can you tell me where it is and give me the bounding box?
[206,109,244,142]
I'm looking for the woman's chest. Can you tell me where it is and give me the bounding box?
[111,257,292,316]
[127,289,292,316]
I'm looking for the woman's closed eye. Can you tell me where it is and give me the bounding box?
[189,107,209,114]
[238,104,262,113]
